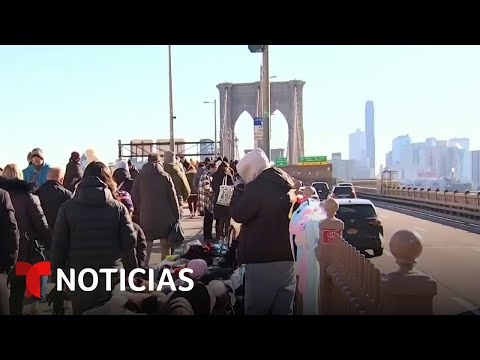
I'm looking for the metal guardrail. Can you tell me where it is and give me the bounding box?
[355,186,480,220]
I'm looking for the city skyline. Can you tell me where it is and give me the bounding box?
[383,133,476,186]
[0,45,479,168]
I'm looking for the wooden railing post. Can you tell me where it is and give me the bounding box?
[380,230,437,315]
[317,198,344,315]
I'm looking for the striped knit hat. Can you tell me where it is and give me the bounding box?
[117,190,133,211]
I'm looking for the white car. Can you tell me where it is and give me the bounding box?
[337,182,353,188]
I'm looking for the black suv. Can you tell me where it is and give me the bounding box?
[335,199,383,258]
[311,182,330,200]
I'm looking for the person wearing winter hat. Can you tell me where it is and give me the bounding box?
[22,148,50,188]
[63,151,84,192]
[117,190,147,268]
[116,160,129,172]
[230,148,296,315]
[113,161,135,195]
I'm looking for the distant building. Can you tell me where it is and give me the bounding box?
[331,152,342,161]
[130,139,154,157]
[472,150,480,190]
[271,148,286,161]
[199,139,215,161]
[365,101,375,172]
[391,135,411,166]
[349,129,366,163]
[449,138,471,182]
[330,152,356,182]
[156,138,186,156]
[80,153,87,171]
[385,151,392,169]
[282,164,333,185]
[386,136,472,184]
[448,138,469,150]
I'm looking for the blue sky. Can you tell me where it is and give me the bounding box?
[0,45,478,170]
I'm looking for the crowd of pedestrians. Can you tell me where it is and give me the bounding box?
[0,146,309,315]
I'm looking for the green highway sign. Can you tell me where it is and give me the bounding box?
[298,156,327,163]
[275,157,288,167]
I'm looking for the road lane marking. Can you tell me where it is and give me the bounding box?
[451,297,480,315]
[413,226,428,232]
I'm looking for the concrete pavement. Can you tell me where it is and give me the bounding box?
[371,204,480,315]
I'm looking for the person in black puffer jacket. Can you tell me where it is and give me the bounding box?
[0,188,19,315]
[0,164,52,314]
[230,149,296,316]
[51,161,137,315]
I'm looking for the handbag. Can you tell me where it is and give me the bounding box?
[168,222,185,249]
[216,176,234,207]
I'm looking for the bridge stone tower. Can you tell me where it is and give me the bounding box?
[217,80,305,163]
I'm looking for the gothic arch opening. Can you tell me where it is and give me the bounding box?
[234,110,255,158]
[270,109,289,161]
[217,80,305,163]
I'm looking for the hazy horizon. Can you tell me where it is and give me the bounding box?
[0,45,478,170]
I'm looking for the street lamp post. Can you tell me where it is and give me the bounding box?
[203,100,217,157]
[168,45,175,152]
[249,45,271,159]
[261,46,271,160]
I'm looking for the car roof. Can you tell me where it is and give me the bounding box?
[335,198,374,206]
[312,182,328,185]
[337,183,353,186]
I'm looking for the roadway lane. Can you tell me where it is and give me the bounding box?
[370,204,480,315]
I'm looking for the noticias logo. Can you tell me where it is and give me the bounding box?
[16,261,195,296]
